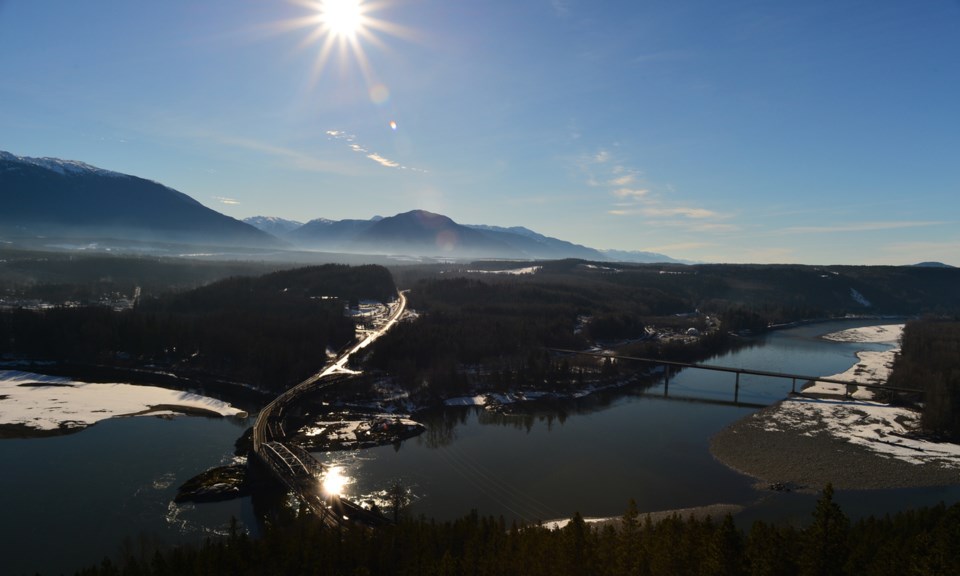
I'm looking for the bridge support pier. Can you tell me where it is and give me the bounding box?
[734,372,740,405]
[663,365,670,397]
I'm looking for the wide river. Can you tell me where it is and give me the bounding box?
[3,319,959,575]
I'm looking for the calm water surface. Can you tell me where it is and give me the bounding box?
[319,319,960,523]
[3,319,959,575]
[0,415,256,576]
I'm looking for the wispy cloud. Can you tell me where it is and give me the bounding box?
[613,187,649,199]
[609,174,637,187]
[367,153,400,168]
[326,130,427,172]
[211,134,348,174]
[638,206,720,219]
[213,196,240,206]
[579,146,736,239]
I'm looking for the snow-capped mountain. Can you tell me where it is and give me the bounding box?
[0,150,282,249]
[242,216,304,237]
[0,150,126,179]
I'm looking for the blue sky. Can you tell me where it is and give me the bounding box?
[1,0,958,265]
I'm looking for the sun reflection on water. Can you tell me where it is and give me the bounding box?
[321,465,352,497]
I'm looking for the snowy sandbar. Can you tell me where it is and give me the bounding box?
[0,370,247,435]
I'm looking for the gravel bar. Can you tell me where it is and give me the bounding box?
[710,401,960,492]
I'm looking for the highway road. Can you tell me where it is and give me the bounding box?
[251,291,407,524]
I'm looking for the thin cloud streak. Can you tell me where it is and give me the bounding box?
[326,130,427,172]
[608,206,723,219]
[212,134,349,174]
[582,146,729,233]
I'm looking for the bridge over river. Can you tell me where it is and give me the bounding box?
[548,348,923,406]
[250,292,406,527]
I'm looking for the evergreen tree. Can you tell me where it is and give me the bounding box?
[800,484,849,576]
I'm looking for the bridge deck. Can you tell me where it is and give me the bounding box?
[548,348,923,396]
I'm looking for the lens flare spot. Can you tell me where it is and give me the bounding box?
[389,120,398,131]
[369,84,390,104]
[435,229,459,252]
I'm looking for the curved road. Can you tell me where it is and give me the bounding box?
[251,291,407,522]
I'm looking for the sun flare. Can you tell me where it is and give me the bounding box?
[319,0,364,40]
[279,0,413,84]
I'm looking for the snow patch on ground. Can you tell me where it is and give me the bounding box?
[542,517,611,530]
[821,324,902,344]
[444,395,490,407]
[0,370,246,432]
[849,287,872,307]
[765,324,960,470]
[466,266,542,275]
[764,397,960,469]
[807,324,902,399]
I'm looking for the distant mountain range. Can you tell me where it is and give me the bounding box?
[1,150,685,262]
[244,211,686,263]
[252,210,613,261]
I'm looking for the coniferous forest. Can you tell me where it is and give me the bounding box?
[72,487,960,576]
[888,318,960,439]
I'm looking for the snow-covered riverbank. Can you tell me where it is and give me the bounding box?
[711,323,960,490]
[0,370,247,435]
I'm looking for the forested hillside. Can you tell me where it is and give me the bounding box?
[0,265,396,391]
[0,248,288,301]
[370,261,960,397]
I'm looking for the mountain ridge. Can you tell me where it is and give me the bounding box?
[2,149,685,262]
[0,150,283,249]
[251,210,683,263]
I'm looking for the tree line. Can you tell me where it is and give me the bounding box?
[887,317,960,439]
[70,486,960,576]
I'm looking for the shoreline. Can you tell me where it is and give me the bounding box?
[710,323,960,492]
[710,401,960,492]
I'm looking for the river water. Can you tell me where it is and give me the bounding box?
[320,319,960,524]
[0,414,256,576]
[3,319,959,575]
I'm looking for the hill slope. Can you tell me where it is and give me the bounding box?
[0,151,281,249]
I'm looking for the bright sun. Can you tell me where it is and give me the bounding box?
[277,0,413,84]
[320,0,363,39]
